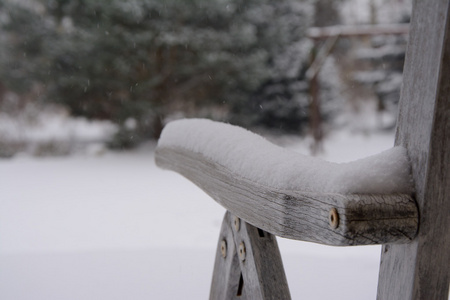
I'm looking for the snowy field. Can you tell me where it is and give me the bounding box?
[0,129,397,299]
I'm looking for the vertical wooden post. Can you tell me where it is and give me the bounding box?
[309,70,323,155]
[377,1,450,299]
[307,36,339,154]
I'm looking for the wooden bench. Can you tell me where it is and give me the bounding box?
[155,1,449,299]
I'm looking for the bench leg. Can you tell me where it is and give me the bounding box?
[210,211,291,300]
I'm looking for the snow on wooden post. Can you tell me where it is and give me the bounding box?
[376,1,450,299]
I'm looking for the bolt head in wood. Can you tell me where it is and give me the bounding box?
[238,242,246,261]
[234,216,240,231]
[220,240,227,258]
[329,208,340,229]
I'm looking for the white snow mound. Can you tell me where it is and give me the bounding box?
[157,119,414,195]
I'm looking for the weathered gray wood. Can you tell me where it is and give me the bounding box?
[210,212,242,300]
[377,1,450,299]
[155,147,418,246]
[210,211,291,300]
[234,214,291,300]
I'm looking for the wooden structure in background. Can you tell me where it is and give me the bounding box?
[156,1,449,299]
[306,23,410,154]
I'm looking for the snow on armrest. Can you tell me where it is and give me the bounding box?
[155,119,418,245]
[157,118,413,195]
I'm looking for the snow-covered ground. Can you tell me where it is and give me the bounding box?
[0,126,398,300]
[0,104,117,157]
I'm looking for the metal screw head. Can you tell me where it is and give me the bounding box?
[234,216,240,232]
[329,208,339,229]
[220,240,227,258]
[238,242,246,261]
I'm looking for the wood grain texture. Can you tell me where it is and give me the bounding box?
[210,212,242,300]
[155,147,418,246]
[210,212,291,300]
[377,1,450,299]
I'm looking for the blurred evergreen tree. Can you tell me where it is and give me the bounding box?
[228,0,316,133]
[0,0,317,145]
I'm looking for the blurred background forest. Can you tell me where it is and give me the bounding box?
[0,0,411,157]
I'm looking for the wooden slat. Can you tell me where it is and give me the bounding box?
[377,0,450,299]
[155,147,418,246]
[210,211,291,300]
[210,212,242,300]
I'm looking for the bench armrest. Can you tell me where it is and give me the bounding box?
[155,119,418,246]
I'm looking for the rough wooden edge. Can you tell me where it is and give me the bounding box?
[155,146,418,246]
